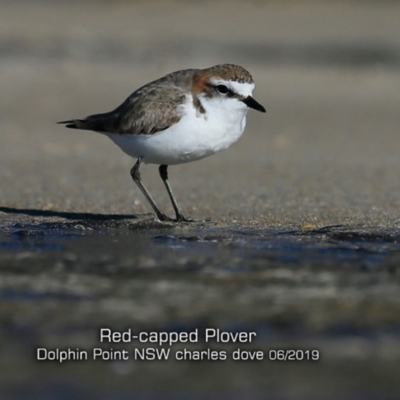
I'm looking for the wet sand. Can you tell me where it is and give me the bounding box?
[1,1,400,399]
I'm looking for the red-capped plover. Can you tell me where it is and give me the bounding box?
[59,64,266,222]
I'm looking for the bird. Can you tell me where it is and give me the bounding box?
[58,64,266,222]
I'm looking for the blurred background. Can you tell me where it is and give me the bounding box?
[1,1,400,399]
[2,0,400,221]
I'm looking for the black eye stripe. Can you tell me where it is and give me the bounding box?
[214,84,237,97]
[205,83,239,98]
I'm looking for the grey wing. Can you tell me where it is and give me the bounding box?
[58,83,188,135]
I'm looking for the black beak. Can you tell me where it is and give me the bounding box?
[242,96,266,113]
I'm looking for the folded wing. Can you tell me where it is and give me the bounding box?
[58,79,190,136]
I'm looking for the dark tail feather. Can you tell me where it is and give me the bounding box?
[57,113,114,131]
[57,118,101,130]
[57,120,79,129]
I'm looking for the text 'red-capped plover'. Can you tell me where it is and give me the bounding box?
[59,64,266,222]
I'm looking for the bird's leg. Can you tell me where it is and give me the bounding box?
[159,165,193,222]
[130,159,173,222]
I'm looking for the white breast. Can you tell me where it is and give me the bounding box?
[106,94,249,165]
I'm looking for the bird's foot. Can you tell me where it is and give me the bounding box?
[155,212,196,223]
[175,214,196,223]
[156,213,176,222]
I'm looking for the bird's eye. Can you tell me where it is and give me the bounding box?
[216,85,229,94]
